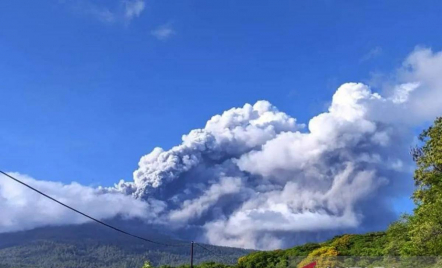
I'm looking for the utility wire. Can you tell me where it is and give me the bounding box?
[195,243,230,261]
[196,242,240,265]
[0,170,187,247]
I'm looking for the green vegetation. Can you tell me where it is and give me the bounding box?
[384,117,442,256]
[136,233,388,268]
[231,232,388,268]
[393,116,442,256]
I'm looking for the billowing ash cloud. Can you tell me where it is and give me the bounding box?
[113,100,303,198]
[109,87,408,249]
[1,47,442,249]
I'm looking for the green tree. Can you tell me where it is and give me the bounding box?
[384,215,412,256]
[142,261,154,268]
[408,117,442,255]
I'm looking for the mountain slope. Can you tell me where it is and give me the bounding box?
[0,221,250,268]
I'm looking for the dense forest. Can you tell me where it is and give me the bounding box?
[147,117,442,268]
[152,232,387,268]
[0,222,250,268]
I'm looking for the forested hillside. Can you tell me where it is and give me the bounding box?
[0,222,250,268]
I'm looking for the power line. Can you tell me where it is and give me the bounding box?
[196,242,240,265]
[0,170,187,247]
[195,243,229,260]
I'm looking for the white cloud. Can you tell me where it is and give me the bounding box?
[0,172,151,233]
[360,46,382,62]
[124,0,145,21]
[367,47,442,125]
[66,0,145,24]
[87,6,116,24]
[151,24,176,40]
[396,47,442,122]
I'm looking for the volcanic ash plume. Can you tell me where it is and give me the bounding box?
[2,47,442,249]
[109,48,442,249]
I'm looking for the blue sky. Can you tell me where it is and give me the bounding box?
[1,0,441,207]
